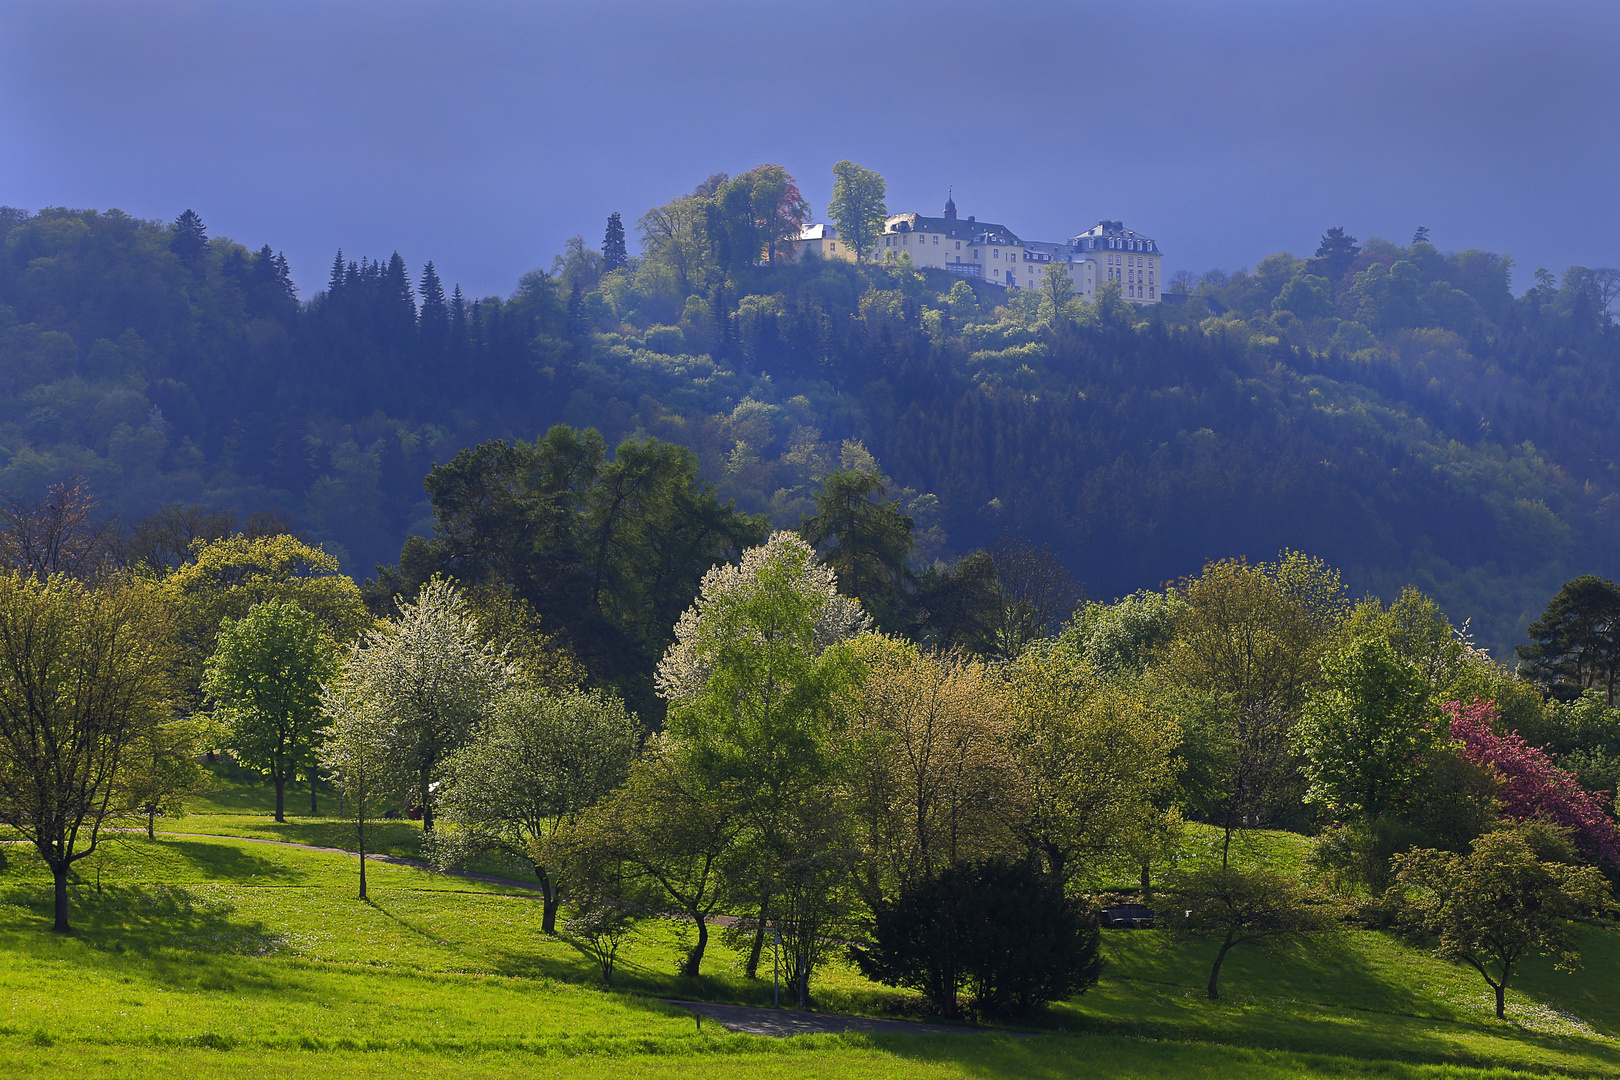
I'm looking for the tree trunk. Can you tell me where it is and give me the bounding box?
[745,919,771,977]
[52,862,70,933]
[1140,861,1152,899]
[681,913,708,977]
[147,808,157,840]
[274,774,286,823]
[309,766,318,815]
[1495,982,1505,1019]
[1206,932,1236,999]
[358,816,368,900]
[540,875,560,935]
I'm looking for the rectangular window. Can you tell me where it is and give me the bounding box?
[933,235,939,244]
[955,241,961,250]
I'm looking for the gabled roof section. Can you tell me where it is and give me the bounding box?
[1068,219,1162,254]
[798,223,838,240]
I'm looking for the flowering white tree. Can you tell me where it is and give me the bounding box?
[338,577,512,832]
[656,530,870,983]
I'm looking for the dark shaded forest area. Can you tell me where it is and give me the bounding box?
[1,189,1616,656]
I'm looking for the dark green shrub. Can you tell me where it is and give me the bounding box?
[851,858,1103,1018]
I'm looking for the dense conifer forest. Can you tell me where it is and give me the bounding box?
[2,177,1617,656]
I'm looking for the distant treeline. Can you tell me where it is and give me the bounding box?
[1,172,1618,653]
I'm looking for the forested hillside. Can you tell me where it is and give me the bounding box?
[2,177,1617,656]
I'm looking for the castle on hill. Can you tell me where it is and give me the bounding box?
[790,194,1163,305]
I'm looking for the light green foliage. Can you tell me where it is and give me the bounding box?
[120,712,212,839]
[1538,689,1620,799]
[0,571,175,931]
[1295,637,1436,822]
[1008,644,1182,885]
[656,531,870,986]
[1161,864,1341,999]
[1273,273,1333,321]
[317,678,400,898]
[1166,553,1347,853]
[334,577,512,833]
[559,747,742,977]
[658,531,868,791]
[1040,264,1076,326]
[1062,589,1187,676]
[204,599,336,823]
[827,161,887,262]
[163,534,371,702]
[637,191,714,296]
[1394,824,1616,1018]
[1341,587,1472,689]
[434,686,640,931]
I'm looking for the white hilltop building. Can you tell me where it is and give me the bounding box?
[788,193,1164,305]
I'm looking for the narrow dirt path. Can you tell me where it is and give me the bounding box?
[663,999,1029,1038]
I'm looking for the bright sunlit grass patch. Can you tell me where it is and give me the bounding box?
[0,819,1614,1079]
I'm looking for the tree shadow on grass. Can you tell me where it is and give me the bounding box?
[148,839,304,884]
[1039,929,1620,1076]
[0,881,285,959]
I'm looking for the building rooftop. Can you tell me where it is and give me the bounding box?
[1069,219,1162,255]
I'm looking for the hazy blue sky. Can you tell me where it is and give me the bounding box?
[3,1,1616,301]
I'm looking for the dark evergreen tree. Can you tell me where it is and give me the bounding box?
[170,209,209,266]
[419,261,448,355]
[602,211,628,273]
[327,249,347,297]
[1313,226,1361,281]
[1412,226,1431,246]
[801,468,915,630]
[383,253,416,345]
[1518,575,1620,704]
[448,284,469,363]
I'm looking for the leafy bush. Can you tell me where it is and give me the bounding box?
[851,858,1102,1018]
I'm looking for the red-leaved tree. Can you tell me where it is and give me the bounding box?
[1446,699,1620,870]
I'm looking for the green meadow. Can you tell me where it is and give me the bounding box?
[0,764,1614,1079]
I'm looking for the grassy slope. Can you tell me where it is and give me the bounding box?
[0,774,1614,1079]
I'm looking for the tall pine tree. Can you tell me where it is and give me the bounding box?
[602,212,628,273]
[419,261,448,356]
[170,209,209,266]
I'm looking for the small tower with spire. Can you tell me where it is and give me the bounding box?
[944,189,957,222]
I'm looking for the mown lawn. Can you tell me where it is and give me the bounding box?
[0,793,1614,1079]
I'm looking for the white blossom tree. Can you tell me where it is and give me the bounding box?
[656,530,870,982]
[340,578,512,832]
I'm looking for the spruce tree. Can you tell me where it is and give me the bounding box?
[602,212,628,273]
[448,285,469,367]
[327,250,347,298]
[170,209,209,266]
[385,253,416,345]
[419,261,448,354]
